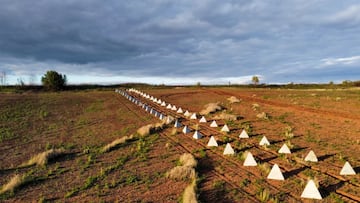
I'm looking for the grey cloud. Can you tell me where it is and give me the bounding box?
[0,0,359,84]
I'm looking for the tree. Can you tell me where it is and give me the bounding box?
[252,76,259,85]
[41,70,67,91]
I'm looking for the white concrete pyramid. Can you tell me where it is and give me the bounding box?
[199,116,207,123]
[221,124,230,132]
[174,120,182,128]
[207,136,218,147]
[161,101,166,106]
[184,110,191,117]
[340,161,356,175]
[177,107,184,113]
[171,105,177,111]
[305,150,318,162]
[278,143,291,154]
[223,143,235,155]
[210,120,218,127]
[182,126,191,134]
[157,100,162,104]
[190,113,197,120]
[267,164,284,180]
[239,129,249,138]
[259,136,270,146]
[243,152,257,166]
[192,130,202,139]
[301,180,322,200]
[166,104,172,109]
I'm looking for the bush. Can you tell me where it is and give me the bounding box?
[41,70,67,91]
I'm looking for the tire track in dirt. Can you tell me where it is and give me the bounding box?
[160,131,259,202]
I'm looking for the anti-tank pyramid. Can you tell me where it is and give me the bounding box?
[259,136,270,146]
[210,120,218,127]
[223,143,235,155]
[267,164,284,180]
[243,152,257,166]
[304,150,318,162]
[340,161,356,175]
[239,129,249,138]
[300,180,322,200]
[207,136,218,147]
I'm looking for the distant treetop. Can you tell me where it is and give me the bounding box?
[41,70,67,91]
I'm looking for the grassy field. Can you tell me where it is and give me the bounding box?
[1,87,359,202]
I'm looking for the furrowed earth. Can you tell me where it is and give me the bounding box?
[1,87,359,202]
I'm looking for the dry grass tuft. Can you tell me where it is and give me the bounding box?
[182,180,198,203]
[180,153,197,168]
[258,162,271,174]
[165,142,172,149]
[166,153,197,181]
[166,153,199,203]
[213,112,238,121]
[170,128,178,136]
[0,174,25,194]
[199,103,223,115]
[137,122,166,136]
[227,96,240,104]
[137,124,154,136]
[256,112,269,120]
[166,166,196,181]
[252,103,260,111]
[101,135,134,153]
[191,124,200,131]
[22,148,65,167]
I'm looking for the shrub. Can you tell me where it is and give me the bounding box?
[41,70,66,91]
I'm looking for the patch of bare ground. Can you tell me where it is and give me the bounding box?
[0,91,187,202]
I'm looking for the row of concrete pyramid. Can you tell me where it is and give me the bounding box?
[127,88,238,134]
[116,89,177,125]
[187,127,356,174]
[120,88,357,200]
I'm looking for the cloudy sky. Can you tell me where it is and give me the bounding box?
[1,0,360,85]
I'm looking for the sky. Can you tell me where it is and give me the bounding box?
[0,0,360,85]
